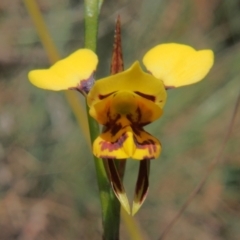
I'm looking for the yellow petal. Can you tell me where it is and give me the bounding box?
[87,61,167,109]
[143,43,214,88]
[93,126,135,159]
[89,91,163,126]
[132,129,161,160]
[93,125,161,160]
[28,49,98,91]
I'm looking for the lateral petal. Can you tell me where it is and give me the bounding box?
[143,43,214,88]
[28,49,98,91]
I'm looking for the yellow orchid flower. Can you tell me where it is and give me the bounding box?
[28,41,214,215]
[28,43,213,160]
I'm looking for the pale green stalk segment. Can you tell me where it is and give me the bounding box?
[84,0,101,51]
[84,0,121,239]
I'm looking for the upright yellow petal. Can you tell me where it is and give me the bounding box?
[87,61,167,108]
[28,49,98,91]
[143,43,214,88]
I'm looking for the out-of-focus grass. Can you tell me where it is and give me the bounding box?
[0,0,240,239]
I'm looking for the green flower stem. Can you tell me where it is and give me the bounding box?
[84,0,121,239]
[84,0,100,51]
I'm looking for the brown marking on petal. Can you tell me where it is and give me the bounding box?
[104,159,131,214]
[110,15,124,75]
[126,107,150,127]
[132,160,150,215]
[136,107,141,122]
[107,160,124,193]
[110,122,122,136]
[134,91,156,102]
[98,91,116,100]
[131,125,142,136]
[105,111,122,135]
[133,136,158,159]
[99,132,128,152]
[135,160,149,202]
[126,107,141,124]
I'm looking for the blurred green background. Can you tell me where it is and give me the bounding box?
[0,0,240,239]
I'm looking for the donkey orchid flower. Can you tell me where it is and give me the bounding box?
[28,24,214,215]
[28,44,213,160]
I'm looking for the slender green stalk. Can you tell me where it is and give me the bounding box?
[84,0,121,239]
[84,0,99,51]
